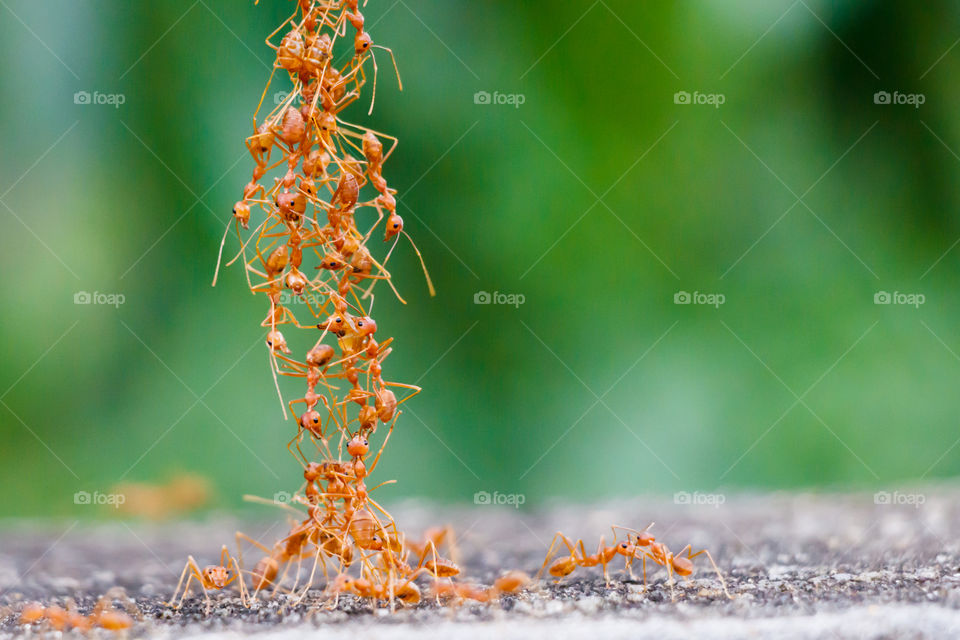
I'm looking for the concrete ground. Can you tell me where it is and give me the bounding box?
[1,489,958,638]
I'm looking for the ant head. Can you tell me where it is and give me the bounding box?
[318,253,345,270]
[299,410,322,434]
[304,462,322,482]
[368,533,385,551]
[318,112,337,136]
[616,540,632,556]
[204,566,229,588]
[253,122,275,154]
[635,531,655,546]
[384,214,404,241]
[333,574,353,591]
[347,435,370,458]
[285,269,307,295]
[298,178,316,198]
[319,314,349,335]
[266,330,291,354]
[355,316,377,337]
[232,201,250,228]
[354,32,372,55]
[277,191,306,219]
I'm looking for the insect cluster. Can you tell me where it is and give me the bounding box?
[197,0,516,609]
[168,0,730,612]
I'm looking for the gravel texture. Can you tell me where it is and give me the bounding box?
[1,489,959,638]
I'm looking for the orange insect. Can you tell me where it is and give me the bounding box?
[19,591,135,633]
[613,524,731,600]
[169,546,247,611]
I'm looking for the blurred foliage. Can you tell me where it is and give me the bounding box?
[1,0,959,517]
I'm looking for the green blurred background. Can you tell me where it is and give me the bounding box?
[1,0,958,517]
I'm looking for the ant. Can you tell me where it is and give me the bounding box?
[612,525,731,601]
[430,571,531,604]
[169,546,248,612]
[538,532,628,585]
[19,597,135,632]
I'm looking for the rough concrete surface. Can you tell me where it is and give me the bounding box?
[1,490,959,638]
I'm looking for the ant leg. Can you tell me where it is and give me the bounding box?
[373,44,402,91]
[382,381,421,409]
[686,548,732,599]
[611,523,655,538]
[597,537,611,586]
[235,531,272,583]
[286,430,309,466]
[297,544,328,604]
[366,415,395,474]
[537,532,577,580]
[213,218,234,286]
[267,349,287,420]
[271,558,294,597]
[401,230,436,296]
[224,554,249,607]
[641,555,648,592]
[169,557,201,608]
[666,559,676,602]
[366,48,379,114]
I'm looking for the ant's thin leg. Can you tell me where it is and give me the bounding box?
[366,414,395,474]
[689,548,732,599]
[536,534,563,579]
[169,558,197,608]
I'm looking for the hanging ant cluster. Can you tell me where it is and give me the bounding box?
[198,0,528,608]
[176,0,731,611]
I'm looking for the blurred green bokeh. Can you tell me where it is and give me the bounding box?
[2,0,959,517]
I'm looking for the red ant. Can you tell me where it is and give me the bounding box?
[169,546,247,612]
